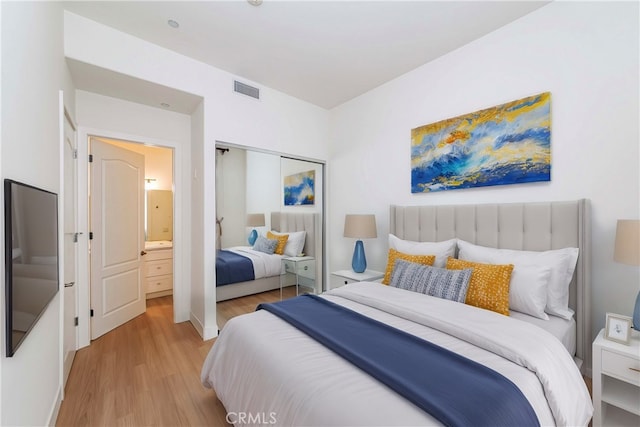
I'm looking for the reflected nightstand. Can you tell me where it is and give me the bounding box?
[280,256,316,299]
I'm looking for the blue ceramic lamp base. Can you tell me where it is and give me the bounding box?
[352,240,367,273]
[248,229,258,246]
[633,291,640,330]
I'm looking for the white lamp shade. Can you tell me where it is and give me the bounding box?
[344,214,377,239]
[614,219,640,266]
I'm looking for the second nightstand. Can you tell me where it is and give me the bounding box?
[331,269,384,289]
[592,328,640,426]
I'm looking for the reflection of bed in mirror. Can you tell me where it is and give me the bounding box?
[216,212,321,302]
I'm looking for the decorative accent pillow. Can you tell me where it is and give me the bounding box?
[389,260,472,303]
[281,230,306,257]
[267,231,289,255]
[382,248,435,285]
[446,257,514,316]
[456,239,579,320]
[389,234,457,268]
[252,235,278,254]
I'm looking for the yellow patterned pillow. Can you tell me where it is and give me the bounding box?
[267,231,289,255]
[446,257,514,316]
[383,249,435,285]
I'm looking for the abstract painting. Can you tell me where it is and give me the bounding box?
[284,170,315,206]
[411,92,551,193]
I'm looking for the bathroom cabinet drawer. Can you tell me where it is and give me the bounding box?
[145,259,173,277]
[144,248,173,261]
[145,275,172,293]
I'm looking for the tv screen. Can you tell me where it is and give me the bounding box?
[4,179,59,357]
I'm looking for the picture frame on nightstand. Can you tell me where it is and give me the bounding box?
[604,312,632,345]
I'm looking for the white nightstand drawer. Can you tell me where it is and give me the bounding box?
[331,270,384,289]
[284,260,315,279]
[146,275,173,293]
[145,259,173,277]
[602,350,640,385]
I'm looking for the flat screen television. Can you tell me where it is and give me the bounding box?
[4,179,59,357]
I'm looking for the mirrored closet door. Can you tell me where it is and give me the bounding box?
[215,144,325,299]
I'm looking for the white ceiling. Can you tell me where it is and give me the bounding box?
[63,1,548,111]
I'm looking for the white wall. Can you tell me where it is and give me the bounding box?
[246,151,280,233]
[64,11,330,338]
[329,1,639,342]
[219,148,248,247]
[1,2,75,425]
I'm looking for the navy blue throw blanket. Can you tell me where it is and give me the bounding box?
[216,250,254,286]
[257,294,539,427]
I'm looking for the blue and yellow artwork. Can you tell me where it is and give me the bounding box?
[284,170,315,206]
[411,92,551,193]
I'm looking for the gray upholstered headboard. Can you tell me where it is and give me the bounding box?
[271,212,319,257]
[271,211,323,290]
[390,200,591,373]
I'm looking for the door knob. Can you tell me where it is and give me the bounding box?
[141,250,147,256]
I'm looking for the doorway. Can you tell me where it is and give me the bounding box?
[89,136,175,339]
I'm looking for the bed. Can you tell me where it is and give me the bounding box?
[216,212,321,302]
[203,200,593,426]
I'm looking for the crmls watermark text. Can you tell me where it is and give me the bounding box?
[225,412,277,425]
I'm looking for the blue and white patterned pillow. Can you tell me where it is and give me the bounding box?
[253,235,278,254]
[389,259,472,303]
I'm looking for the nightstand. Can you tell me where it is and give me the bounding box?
[331,269,384,289]
[281,256,316,298]
[592,328,640,426]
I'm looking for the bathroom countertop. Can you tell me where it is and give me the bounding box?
[145,240,173,250]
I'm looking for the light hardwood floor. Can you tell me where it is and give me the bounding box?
[56,289,292,426]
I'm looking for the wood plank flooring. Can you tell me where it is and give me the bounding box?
[56,289,290,426]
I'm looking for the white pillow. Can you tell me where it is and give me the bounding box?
[389,234,457,268]
[457,239,579,320]
[270,230,307,257]
[507,264,551,320]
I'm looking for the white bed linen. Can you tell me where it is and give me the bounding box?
[511,310,576,356]
[202,282,592,426]
[225,246,283,280]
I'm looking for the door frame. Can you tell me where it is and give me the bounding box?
[76,126,186,349]
[61,104,78,388]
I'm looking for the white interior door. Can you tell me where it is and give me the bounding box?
[90,140,145,339]
[63,112,78,385]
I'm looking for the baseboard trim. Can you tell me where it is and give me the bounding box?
[189,312,218,340]
[47,386,62,426]
[190,312,204,338]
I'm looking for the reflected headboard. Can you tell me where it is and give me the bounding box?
[390,200,591,373]
[271,212,319,257]
[271,212,322,289]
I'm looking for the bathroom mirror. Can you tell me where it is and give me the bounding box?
[146,190,173,241]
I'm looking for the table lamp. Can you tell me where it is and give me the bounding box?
[246,213,265,246]
[344,214,377,273]
[614,219,640,329]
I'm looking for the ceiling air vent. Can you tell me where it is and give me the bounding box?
[234,80,260,100]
